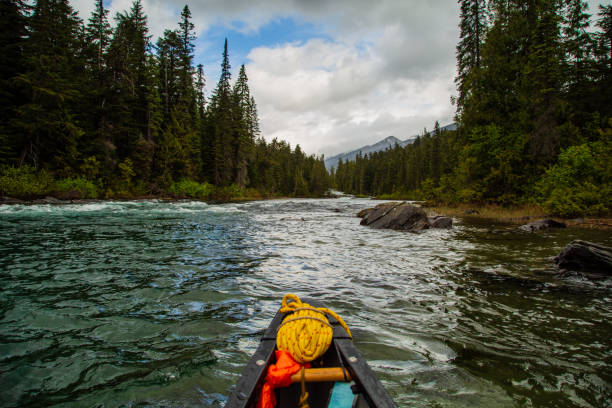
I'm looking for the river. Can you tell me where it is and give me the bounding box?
[0,197,610,407]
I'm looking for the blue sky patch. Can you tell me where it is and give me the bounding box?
[196,17,331,86]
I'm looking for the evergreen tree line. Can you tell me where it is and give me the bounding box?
[334,122,461,199]
[335,1,612,217]
[0,0,330,199]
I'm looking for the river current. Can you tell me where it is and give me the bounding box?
[0,198,610,407]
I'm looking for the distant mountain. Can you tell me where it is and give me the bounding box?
[324,123,457,171]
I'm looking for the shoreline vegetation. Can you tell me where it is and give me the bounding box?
[0,165,332,203]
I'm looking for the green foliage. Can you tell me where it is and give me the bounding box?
[170,179,213,199]
[118,158,135,184]
[536,141,612,216]
[0,166,53,198]
[211,184,242,201]
[53,177,99,199]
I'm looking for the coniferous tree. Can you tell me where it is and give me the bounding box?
[594,5,612,118]
[83,0,113,165]
[597,5,612,64]
[455,0,487,115]
[178,5,195,104]
[195,64,206,118]
[206,38,234,185]
[232,65,255,187]
[106,0,153,183]
[14,0,85,171]
[523,0,565,169]
[0,0,28,163]
[157,29,181,119]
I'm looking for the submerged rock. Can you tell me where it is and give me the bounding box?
[359,202,452,231]
[554,240,612,275]
[428,216,453,229]
[519,219,566,232]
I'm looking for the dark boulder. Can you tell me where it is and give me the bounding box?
[357,208,373,218]
[428,216,453,229]
[519,219,566,232]
[554,240,612,275]
[362,202,429,231]
[357,202,399,219]
[359,202,452,232]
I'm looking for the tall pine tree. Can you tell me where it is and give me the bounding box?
[14,0,85,172]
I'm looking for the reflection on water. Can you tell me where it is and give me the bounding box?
[0,198,611,407]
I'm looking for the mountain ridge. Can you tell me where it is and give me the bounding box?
[324,123,457,171]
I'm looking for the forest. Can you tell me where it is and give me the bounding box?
[334,0,612,217]
[0,0,331,200]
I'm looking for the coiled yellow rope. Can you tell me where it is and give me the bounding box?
[276,294,352,364]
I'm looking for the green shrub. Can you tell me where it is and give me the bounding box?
[170,179,214,199]
[536,141,611,217]
[0,166,54,198]
[243,188,263,199]
[211,184,243,200]
[54,177,99,199]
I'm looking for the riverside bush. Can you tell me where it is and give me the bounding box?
[170,180,214,199]
[54,177,99,199]
[536,141,612,217]
[211,184,242,200]
[0,166,53,198]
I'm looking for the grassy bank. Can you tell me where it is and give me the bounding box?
[421,203,612,229]
[423,203,548,221]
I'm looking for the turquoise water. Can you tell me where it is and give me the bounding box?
[0,198,611,407]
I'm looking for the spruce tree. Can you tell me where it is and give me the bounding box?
[0,0,28,163]
[455,0,487,115]
[14,0,86,171]
[232,65,254,187]
[594,5,612,119]
[157,29,181,120]
[178,5,195,102]
[521,0,569,172]
[206,38,234,185]
[106,0,153,181]
[83,0,113,164]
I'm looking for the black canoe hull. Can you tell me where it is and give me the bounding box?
[225,300,396,408]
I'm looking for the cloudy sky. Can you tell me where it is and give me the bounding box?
[69,0,602,157]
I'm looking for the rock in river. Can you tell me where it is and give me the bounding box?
[358,202,451,231]
[519,219,566,232]
[356,202,396,218]
[554,240,612,275]
[428,216,453,229]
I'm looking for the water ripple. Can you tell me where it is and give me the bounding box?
[1,198,611,407]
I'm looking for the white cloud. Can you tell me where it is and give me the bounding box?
[67,0,607,156]
[247,37,456,157]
